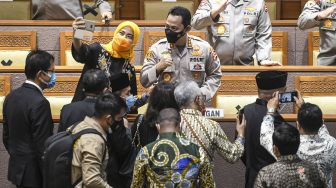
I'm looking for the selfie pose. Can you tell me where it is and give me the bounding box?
[71,18,140,102]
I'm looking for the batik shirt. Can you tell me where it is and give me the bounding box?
[131,132,214,188]
[254,154,327,188]
[180,109,244,162]
[260,114,336,188]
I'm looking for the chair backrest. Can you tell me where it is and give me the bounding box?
[212,76,258,114]
[44,76,80,116]
[0,31,36,67]
[308,31,320,66]
[143,31,206,55]
[295,76,336,114]
[0,1,31,20]
[60,31,114,66]
[0,76,11,116]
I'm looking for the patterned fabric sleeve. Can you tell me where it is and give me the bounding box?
[254,168,268,188]
[131,148,148,188]
[260,114,277,159]
[213,122,244,163]
[198,147,215,188]
[318,124,330,137]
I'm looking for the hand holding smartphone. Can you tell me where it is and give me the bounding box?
[279,91,298,103]
[74,19,95,41]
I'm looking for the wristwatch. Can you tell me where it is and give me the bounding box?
[267,108,276,115]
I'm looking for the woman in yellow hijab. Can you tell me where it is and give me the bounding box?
[71,18,141,102]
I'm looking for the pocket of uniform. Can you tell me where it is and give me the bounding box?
[243,17,257,37]
[213,16,230,37]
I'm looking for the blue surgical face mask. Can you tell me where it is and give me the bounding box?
[125,95,137,112]
[42,71,56,88]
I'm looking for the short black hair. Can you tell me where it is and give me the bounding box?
[167,6,191,28]
[158,108,181,125]
[83,69,109,94]
[298,103,323,133]
[94,92,127,118]
[25,50,54,79]
[272,123,300,156]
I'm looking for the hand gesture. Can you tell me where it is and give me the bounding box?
[294,90,305,109]
[317,5,336,20]
[156,55,173,72]
[236,114,246,138]
[267,91,280,110]
[260,60,282,66]
[101,11,113,24]
[72,17,85,30]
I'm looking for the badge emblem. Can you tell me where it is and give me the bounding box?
[191,45,202,56]
[217,25,226,35]
[163,72,172,82]
[324,19,333,29]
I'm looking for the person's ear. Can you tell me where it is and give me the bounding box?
[185,25,192,33]
[273,145,280,158]
[175,123,181,133]
[296,121,301,130]
[155,123,160,132]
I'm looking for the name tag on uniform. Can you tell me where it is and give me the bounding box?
[190,60,205,71]
[205,108,224,118]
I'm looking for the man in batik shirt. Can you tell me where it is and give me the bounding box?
[131,108,214,188]
[260,91,336,188]
[174,81,245,162]
[255,124,326,188]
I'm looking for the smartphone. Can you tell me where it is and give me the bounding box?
[279,91,298,103]
[84,19,95,32]
[238,108,244,124]
[74,19,95,41]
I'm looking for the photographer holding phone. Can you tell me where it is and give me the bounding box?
[32,0,113,22]
[71,18,140,102]
[260,90,336,188]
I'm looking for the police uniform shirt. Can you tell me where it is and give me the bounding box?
[298,0,336,65]
[192,0,272,65]
[140,35,222,100]
[32,0,111,20]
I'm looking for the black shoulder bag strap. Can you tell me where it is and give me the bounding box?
[71,128,107,187]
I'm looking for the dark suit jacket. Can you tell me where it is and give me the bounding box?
[2,83,53,187]
[243,99,285,188]
[58,97,96,133]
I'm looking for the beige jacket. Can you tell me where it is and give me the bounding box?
[71,116,111,188]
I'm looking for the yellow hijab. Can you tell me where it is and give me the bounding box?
[102,21,140,61]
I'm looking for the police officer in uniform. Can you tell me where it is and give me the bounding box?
[140,6,222,100]
[191,0,280,66]
[32,0,112,21]
[298,0,336,65]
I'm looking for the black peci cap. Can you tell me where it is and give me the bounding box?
[110,73,130,92]
[256,71,288,90]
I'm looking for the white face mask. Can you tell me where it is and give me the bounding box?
[278,103,287,113]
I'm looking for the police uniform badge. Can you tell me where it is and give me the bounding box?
[322,19,335,31]
[217,24,226,36]
[191,45,202,56]
[163,72,173,82]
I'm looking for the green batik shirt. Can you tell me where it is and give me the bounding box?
[131,132,215,188]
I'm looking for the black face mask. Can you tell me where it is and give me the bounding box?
[165,28,185,43]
